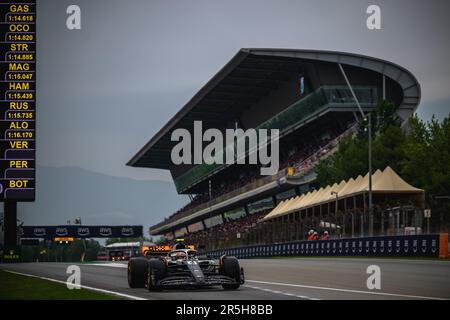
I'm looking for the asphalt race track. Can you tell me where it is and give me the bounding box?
[1,258,449,300]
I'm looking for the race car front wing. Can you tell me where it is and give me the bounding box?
[158,274,243,287]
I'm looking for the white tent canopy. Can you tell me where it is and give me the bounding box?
[262,166,424,221]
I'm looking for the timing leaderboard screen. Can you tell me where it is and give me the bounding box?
[0,0,35,201]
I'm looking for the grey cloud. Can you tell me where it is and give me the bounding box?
[37,0,450,180]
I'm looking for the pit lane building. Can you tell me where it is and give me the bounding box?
[128,48,421,243]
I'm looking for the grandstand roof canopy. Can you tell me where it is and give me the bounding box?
[262,166,424,221]
[127,48,421,169]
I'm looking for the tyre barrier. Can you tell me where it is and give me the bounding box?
[200,234,445,259]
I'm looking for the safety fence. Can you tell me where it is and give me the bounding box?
[200,234,446,259]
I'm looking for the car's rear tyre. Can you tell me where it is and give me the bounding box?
[221,257,241,290]
[147,258,167,292]
[128,257,148,288]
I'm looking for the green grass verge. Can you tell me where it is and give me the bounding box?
[0,270,124,300]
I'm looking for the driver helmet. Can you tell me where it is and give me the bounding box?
[174,242,186,250]
[173,251,187,260]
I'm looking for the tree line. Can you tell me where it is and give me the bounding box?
[19,237,154,262]
[315,101,450,232]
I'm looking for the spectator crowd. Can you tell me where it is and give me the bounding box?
[162,124,358,227]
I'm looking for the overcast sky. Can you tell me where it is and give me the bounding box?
[37,0,450,182]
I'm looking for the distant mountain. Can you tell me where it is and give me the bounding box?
[18,166,188,237]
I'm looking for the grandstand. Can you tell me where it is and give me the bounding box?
[128,48,420,249]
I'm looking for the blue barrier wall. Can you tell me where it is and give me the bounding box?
[201,234,440,259]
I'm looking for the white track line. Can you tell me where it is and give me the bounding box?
[267,257,450,264]
[3,270,146,300]
[246,279,448,300]
[84,263,127,268]
[244,285,318,300]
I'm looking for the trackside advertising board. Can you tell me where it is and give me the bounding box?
[18,225,143,239]
[202,234,442,258]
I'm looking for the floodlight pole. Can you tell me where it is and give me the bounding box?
[338,63,373,237]
[331,191,338,215]
[331,191,339,237]
[368,113,373,236]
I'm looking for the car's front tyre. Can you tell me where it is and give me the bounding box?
[147,258,167,292]
[128,257,148,288]
[220,257,242,290]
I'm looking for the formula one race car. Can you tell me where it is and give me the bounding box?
[127,241,244,291]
